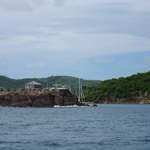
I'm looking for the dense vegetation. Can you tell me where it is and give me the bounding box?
[1,71,150,103]
[84,72,150,102]
[0,75,99,93]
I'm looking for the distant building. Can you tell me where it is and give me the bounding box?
[25,81,42,90]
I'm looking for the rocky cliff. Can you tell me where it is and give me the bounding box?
[0,89,78,107]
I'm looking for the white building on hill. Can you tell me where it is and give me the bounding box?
[25,81,42,89]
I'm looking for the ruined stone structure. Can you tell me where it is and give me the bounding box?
[50,88,78,106]
[0,88,78,107]
[25,81,42,90]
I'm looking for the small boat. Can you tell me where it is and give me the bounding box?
[92,104,98,107]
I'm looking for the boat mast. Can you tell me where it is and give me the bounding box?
[78,78,81,102]
[81,84,85,102]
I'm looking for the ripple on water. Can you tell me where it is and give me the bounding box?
[0,105,150,150]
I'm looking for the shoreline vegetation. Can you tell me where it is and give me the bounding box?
[84,71,150,104]
[0,71,150,106]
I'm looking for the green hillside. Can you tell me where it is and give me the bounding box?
[84,71,150,102]
[0,75,100,93]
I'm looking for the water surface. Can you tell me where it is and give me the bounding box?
[0,105,150,150]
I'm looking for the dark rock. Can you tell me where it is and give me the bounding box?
[52,89,78,106]
[0,89,77,107]
[31,94,54,107]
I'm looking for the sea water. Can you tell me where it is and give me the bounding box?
[0,105,150,150]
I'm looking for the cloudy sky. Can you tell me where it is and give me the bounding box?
[0,0,150,80]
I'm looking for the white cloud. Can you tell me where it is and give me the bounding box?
[63,0,150,13]
[119,0,150,13]
[0,0,150,12]
[0,32,150,58]
[0,0,149,60]
[0,0,52,11]
[0,0,149,79]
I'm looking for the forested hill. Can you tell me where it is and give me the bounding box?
[0,75,100,91]
[84,71,150,103]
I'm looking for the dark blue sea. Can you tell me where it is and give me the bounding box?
[0,105,150,150]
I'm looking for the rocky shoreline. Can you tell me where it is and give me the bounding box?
[94,96,150,104]
[0,89,78,107]
[1,89,149,107]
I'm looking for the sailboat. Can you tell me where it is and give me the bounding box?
[78,78,81,103]
[78,78,98,107]
[78,78,85,103]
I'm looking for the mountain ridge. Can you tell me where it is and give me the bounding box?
[0,75,100,91]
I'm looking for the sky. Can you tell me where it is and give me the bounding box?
[0,0,150,80]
